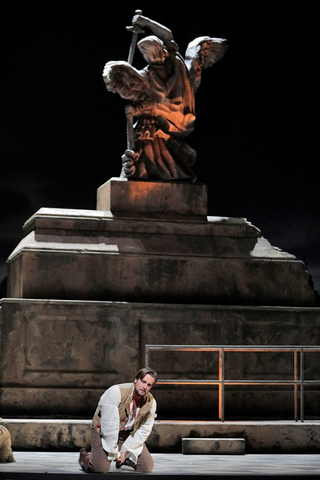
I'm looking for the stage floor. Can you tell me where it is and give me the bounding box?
[0,451,320,479]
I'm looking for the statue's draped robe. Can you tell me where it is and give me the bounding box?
[132,42,197,182]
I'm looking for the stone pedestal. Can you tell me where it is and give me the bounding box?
[97,177,208,216]
[0,179,319,419]
[5,178,316,306]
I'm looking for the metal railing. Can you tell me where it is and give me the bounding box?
[145,345,320,422]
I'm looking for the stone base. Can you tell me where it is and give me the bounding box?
[2,418,320,454]
[182,437,245,454]
[96,177,208,216]
[5,206,316,306]
[2,178,319,424]
[5,178,316,306]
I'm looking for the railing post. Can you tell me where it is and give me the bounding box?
[294,349,298,421]
[300,348,304,422]
[219,348,225,422]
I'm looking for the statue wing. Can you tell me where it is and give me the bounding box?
[185,36,228,92]
[102,60,152,103]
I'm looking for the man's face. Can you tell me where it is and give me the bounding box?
[134,374,155,397]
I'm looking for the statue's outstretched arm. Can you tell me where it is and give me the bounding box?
[131,13,174,44]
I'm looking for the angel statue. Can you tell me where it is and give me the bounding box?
[103,11,228,182]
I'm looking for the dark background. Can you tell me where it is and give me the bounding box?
[1,1,319,295]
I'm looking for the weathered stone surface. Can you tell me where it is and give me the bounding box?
[1,299,320,418]
[181,437,245,454]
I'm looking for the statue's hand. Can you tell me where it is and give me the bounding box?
[132,13,148,28]
[120,149,139,178]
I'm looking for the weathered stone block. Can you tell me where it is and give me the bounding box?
[3,419,320,454]
[182,437,245,454]
[1,299,320,418]
[96,177,207,215]
[6,206,316,306]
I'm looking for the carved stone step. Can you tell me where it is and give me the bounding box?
[182,437,245,455]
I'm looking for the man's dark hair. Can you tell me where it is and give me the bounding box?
[135,367,158,386]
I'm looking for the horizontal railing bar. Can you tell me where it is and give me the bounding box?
[223,380,311,384]
[156,380,320,385]
[157,381,220,385]
[145,344,320,351]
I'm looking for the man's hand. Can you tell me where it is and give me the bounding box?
[119,451,127,465]
[116,450,137,470]
[115,451,126,468]
[116,452,136,470]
